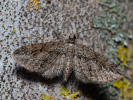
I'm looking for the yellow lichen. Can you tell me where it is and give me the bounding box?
[26,0,41,10]
[59,87,84,100]
[116,45,132,66]
[114,79,133,100]
[66,90,82,100]
[60,87,70,96]
[114,42,133,100]
[41,93,55,100]
[30,0,41,10]
[30,0,34,3]
[12,30,16,33]
[14,38,17,41]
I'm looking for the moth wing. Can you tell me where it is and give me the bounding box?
[13,42,66,78]
[74,45,122,83]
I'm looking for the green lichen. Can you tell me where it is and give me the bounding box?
[93,0,125,35]
[93,0,133,99]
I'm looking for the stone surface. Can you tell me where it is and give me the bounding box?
[0,0,132,100]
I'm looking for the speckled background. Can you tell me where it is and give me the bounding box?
[0,0,132,100]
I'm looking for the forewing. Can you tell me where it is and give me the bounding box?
[74,44,122,83]
[13,42,66,78]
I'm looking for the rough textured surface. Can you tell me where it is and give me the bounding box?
[0,0,132,100]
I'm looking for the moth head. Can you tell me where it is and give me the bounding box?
[67,34,76,44]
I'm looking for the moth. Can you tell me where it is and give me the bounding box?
[13,35,122,83]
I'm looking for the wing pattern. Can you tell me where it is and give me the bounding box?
[13,41,122,83]
[74,44,122,83]
[13,42,67,79]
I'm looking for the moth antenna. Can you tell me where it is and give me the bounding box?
[46,24,65,41]
[69,32,76,38]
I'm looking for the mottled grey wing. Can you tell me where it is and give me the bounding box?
[74,44,122,83]
[13,42,66,79]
